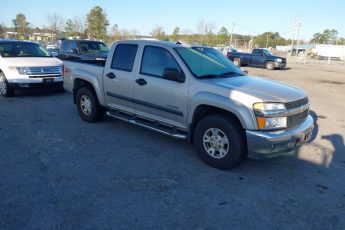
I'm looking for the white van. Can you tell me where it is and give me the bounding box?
[0,40,63,97]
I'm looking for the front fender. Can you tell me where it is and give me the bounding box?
[188,92,257,130]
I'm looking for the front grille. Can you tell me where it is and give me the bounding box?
[288,109,308,128]
[25,66,62,75]
[285,97,309,110]
[282,59,286,63]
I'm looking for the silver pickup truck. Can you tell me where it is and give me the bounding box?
[63,40,314,169]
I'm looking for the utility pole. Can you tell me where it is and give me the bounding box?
[229,23,235,47]
[295,20,301,56]
[290,17,297,56]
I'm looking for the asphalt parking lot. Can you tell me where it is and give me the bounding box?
[1,62,345,229]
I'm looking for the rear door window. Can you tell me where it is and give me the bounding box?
[111,44,138,72]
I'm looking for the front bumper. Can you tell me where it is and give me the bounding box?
[275,61,286,68]
[246,115,314,159]
[8,76,63,89]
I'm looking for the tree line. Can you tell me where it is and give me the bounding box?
[1,5,344,48]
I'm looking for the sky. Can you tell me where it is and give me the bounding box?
[1,0,345,40]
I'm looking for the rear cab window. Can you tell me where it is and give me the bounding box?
[111,44,138,72]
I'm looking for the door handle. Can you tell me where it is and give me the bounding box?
[135,78,147,86]
[106,72,116,79]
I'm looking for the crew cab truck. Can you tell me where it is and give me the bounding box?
[63,40,314,170]
[0,40,63,97]
[227,48,286,70]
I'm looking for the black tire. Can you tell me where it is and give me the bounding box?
[266,61,275,70]
[194,114,246,170]
[76,86,104,122]
[233,58,241,67]
[0,72,15,97]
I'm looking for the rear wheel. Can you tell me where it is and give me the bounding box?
[0,72,14,97]
[233,58,241,67]
[266,61,275,70]
[76,86,104,122]
[194,114,246,170]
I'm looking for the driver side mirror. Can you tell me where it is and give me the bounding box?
[163,68,185,83]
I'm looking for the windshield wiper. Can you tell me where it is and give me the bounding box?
[198,71,242,79]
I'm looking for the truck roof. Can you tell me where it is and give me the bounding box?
[0,39,37,44]
[61,39,106,43]
[115,40,186,48]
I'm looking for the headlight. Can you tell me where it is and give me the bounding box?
[256,117,287,130]
[253,102,287,130]
[9,66,27,75]
[16,67,27,75]
[253,102,286,116]
[276,58,282,62]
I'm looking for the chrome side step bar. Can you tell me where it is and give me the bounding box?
[106,110,187,140]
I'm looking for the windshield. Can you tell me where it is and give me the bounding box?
[79,42,109,54]
[263,49,273,56]
[174,47,244,78]
[0,42,52,58]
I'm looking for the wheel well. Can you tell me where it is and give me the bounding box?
[189,105,243,143]
[73,78,94,104]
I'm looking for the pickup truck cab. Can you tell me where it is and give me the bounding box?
[0,40,63,97]
[63,40,314,169]
[227,48,286,70]
[58,39,109,61]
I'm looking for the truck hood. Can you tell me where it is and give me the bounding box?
[203,76,306,103]
[268,55,286,61]
[1,57,62,67]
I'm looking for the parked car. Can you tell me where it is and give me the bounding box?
[63,40,313,170]
[227,48,286,70]
[0,40,63,97]
[58,39,109,60]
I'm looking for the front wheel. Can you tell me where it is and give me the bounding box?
[76,86,104,122]
[266,61,275,70]
[233,58,241,67]
[0,72,14,97]
[194,114,246,170]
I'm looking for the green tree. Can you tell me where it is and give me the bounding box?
[12,13,30,39]
[64,19,76,38]
[254,32,286,48]
[338,37,345,45]
[86,6,109,40]
[171,26,180,41]
[310,29,338,44]
[0,23,5,38]
[218,26,229,45]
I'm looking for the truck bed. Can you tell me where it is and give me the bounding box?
[62,59,105,93]
[63,59,106,67]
